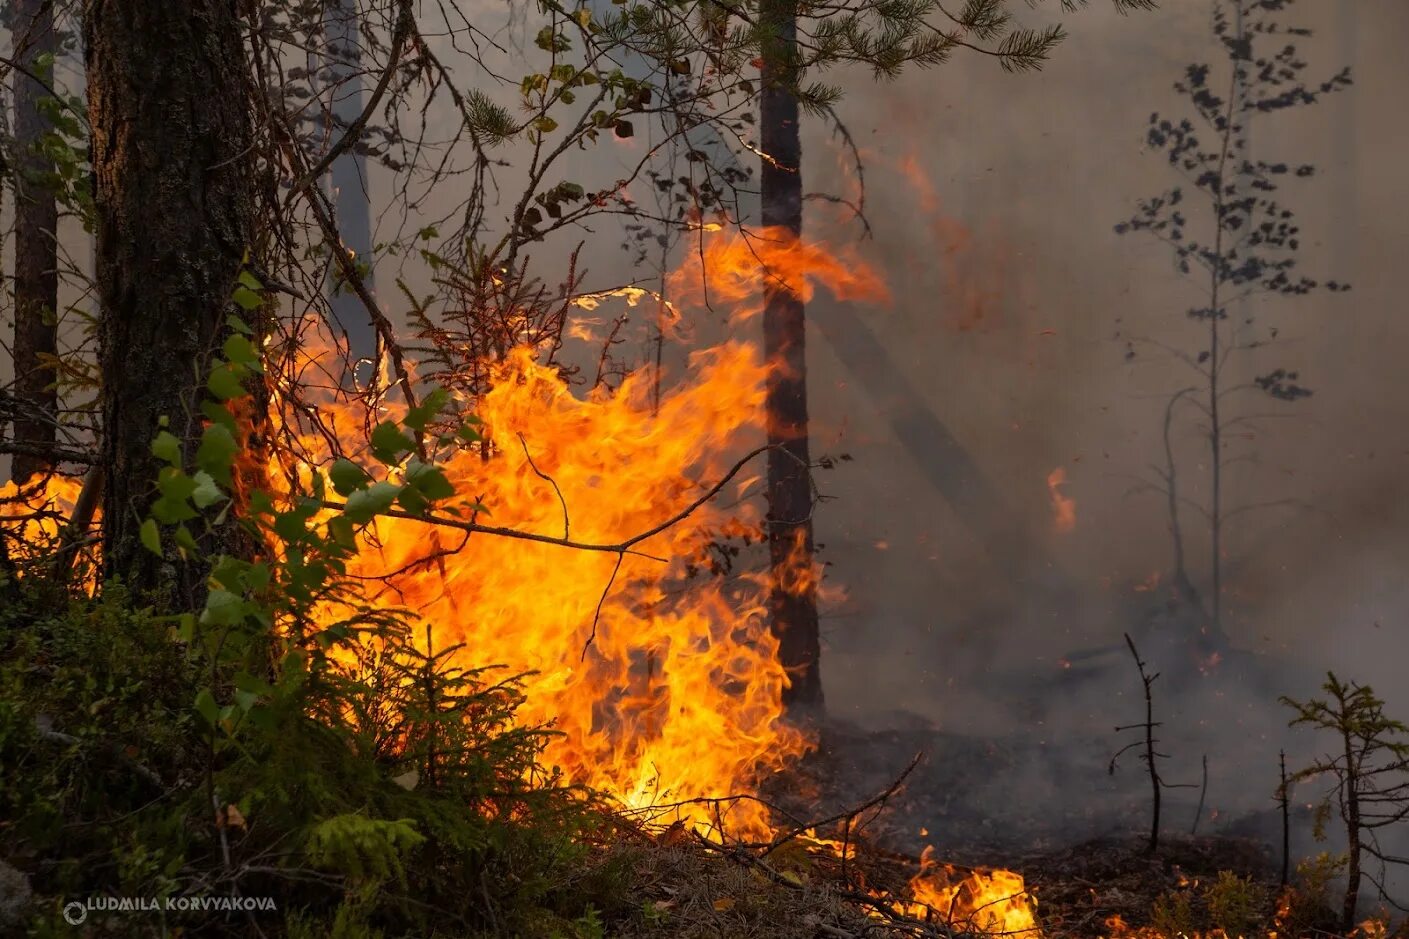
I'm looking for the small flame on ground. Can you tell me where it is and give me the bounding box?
[898,845,1040,934]
[1047,467,1076,535]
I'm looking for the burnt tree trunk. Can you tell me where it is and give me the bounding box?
[322,0,378,384]
[760,0,822,710]
[84,0,255,596]
[10,0,60,483]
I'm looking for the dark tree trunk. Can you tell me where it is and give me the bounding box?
[760,0,822,710]
[84,1,255,596]
[322,0,378,383]
[10,0,60,483]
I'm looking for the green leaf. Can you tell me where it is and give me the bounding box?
[370,421,414,465]
[396,485,429,516]
[273,510,308,543]
[190,471,226,509]
[197,423,239,484]
[151,478,200,524]
[328,453,369,493]
[201,400,237,430]
[402,388,449,433]
[238,269,262,291]
[140,518,162,556]
[209,556,250,592]
[223,332,260,368]
[244,562,272,592]
[226,314,253,335]
[343,481,402,524]
[534,25,559,51]
[151,430,183,467]
[232,286,262,311]
[326,514,357,550]
[207,362,247,401]
[174,524,199,553]
[406,461,455,501]
[201,589,245,627]
[195,689,220,728]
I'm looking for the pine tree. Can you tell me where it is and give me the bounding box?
[9,0,59,483]
[85,1,258,597]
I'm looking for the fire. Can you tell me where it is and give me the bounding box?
[896,152,1011,334]
[0,474,87,570]
[350,344,808,836]
[1133,570,1162,593]
[1047,466,1076,534]
[667,225,890,318]
[279,226,888,838]
[3,227,1042,931]
[897,846,1039,933]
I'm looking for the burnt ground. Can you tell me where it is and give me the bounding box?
[760,645,1359,935]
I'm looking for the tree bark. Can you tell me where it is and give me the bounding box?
[760,0,822,710]
[10,0,60,483]
[84,0,255,596]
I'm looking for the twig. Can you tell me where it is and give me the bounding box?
[51,463,103,584]
[34,716,164,789]
[763,752,923,857]
[580,551,624,660]
[0,440,96,464]
[1191,753,1208,835]
[290,0,415,193]
[518,431,568,540]
[321,443,788,561]
[1278,749,1291,886]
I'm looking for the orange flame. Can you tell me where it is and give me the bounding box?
[898,846,1039,934]
[0,474,88,574]
[667,226,890,320]
[897,153,1011,334]
[1046,467,1076,535]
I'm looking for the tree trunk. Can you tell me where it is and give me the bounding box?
[85,0,255,597]
[322,0,378,384]
[760,0,822,710]
[10,0,60,483]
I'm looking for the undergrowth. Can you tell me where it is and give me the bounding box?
[0,582,647,937]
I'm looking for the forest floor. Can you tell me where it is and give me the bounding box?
[756,698,1340,938]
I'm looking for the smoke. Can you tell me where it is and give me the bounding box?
[791,0,1409,905]
[5,0,1407,901]
[800,0,1409,722]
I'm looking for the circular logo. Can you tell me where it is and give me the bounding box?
[62,901,87,925]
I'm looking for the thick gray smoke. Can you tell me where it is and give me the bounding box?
[805,0,1409,724]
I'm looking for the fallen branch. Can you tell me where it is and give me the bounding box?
[34,714,164,789]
